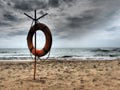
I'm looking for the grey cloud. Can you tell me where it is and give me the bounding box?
[13,0,48,11]
[65,6,114,29]
[66,15,95,28]
[3,12,18,21]
[106,26,120,32]
[14,2,33,11]
[7,2,12,6]
[7,30,27,36]
[48,0,59,7]
[63,0,74,3]
[56,9,101,37]
[56,0,120,39]
[1,0,77,13]
[0,21,11,27]
[48,0,74,8]
[0,0,120,48]
[12,0,76,11]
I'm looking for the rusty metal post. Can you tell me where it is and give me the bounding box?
[34,9,37,80]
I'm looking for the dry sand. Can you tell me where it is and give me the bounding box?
[0,59,120,90]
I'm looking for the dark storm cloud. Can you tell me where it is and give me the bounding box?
[13,0,47,11]
[0,21,11,27]
[48,0,59,7]
[66,5,117,30]
[3,12,18,21]
[63,0,74,3]
[54,0,120,40]
[1,0,120,33]
[66,14,95,28]
[54,8,102,39]
[12,0,75,11]
[14,1,32,11]
[7,30,27,36]
[6,2,12,6]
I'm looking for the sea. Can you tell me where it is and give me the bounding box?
[0,48,120,61]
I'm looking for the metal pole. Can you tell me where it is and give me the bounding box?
[34,9,37,80]
[24,13,34,20]
[36,13,48,21]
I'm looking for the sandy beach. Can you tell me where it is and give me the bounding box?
[0,59,120,90]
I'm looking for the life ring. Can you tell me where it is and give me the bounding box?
[27,23,52,57]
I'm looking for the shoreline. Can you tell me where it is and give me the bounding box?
[0,59,120,90]
[0,58,119,62]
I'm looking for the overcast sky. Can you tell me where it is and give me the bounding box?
[0,0,120,48]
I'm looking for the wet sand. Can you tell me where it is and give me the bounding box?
[0,59,120,90]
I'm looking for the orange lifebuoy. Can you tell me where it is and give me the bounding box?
[27,23,52,57]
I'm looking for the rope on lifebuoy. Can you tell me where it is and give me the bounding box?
[27,23,52,58]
